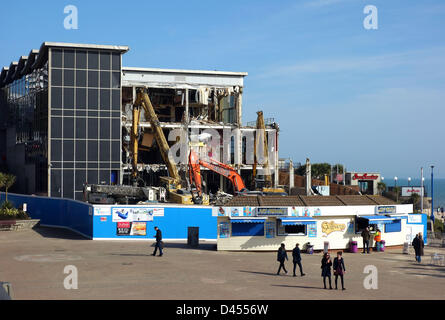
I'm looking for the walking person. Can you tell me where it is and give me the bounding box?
[276,243,288,275]
[412,233,424,263]
[321,252,333,289]
[292,243,305,277]
[418,233,424,261]
[152,226,163,257]
[412,234,420,262]
[333,251,346,290]
[361,227,371,254]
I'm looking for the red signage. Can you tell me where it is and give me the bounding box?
[117,222,131,228]
[352,173,379,180]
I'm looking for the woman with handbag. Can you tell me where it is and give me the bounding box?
[333,251,346,290]
[321,252,333,289]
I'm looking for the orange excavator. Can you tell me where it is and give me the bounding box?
[188,150,250,204]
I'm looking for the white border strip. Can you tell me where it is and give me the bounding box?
[92,238,217,242]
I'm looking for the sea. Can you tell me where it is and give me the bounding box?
[385,178,445,210]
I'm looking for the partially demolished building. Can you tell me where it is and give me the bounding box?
[0,42,279,200]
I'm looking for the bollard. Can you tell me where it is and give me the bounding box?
[403,242,409,254]
[323,241,330,254]
[0,282,12,300]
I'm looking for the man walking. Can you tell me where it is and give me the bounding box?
[152,226,163,257]
[412,233,424,263]
[276,243,288,275]
[361,227,371,254]
[292,243,305,277]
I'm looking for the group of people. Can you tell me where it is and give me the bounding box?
[276,243,305,277]
[360,226,382,254]
[276,243,346,290]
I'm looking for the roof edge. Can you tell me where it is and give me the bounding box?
[122,66,248,77]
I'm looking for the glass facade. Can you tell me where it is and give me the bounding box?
[1,64,49,194]
[0,44,124,201]
[49,48,122,200]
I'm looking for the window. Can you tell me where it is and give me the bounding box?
[218,222,230,238]
[385,220,401,233]
[265,221,275,238]
[355,217,369,233]
[231,222,264,237]
[277,220,307,236]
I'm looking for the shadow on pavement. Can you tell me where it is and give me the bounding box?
[398,265,445,272]
[109,253,151,257]
[408,273,445,278]
[32,226,89,240]
[271,284,325,290]
[161,242,217,251]
[239,270,279,277]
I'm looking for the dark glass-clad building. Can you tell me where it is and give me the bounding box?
[0,42,129,200]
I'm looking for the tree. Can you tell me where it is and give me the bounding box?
[2,174,16,202]
[332,164,344,174]
[377,182,386,195]
[393,186,401,203]
[0,173,5,190]
[311,163,331,180]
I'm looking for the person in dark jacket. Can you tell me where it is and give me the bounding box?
[292,243,305,277]
[276,243,288,275]
[321,252,333,289]
[361,227,371,254]
[412,233,424,263]
[418,233,425,259]
[152,226,163,256]
[412,234,420,262]
[333,251,346,290]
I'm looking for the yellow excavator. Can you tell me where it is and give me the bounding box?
[131,88,196,204]
[253,111,285,194]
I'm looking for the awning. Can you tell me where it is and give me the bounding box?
[279,217,316,226]
[230,218,266,224]
[358,215,398,224]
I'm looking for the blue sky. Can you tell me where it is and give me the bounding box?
[1,0,444,178]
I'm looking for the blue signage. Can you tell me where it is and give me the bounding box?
[256,208,288,216]
[376,206,396,214]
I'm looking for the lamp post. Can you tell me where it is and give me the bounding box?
[420,168,424,214]
[408,177,411,187]
[394,177,398,203]
[431,165,435,231]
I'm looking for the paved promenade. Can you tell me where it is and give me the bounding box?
[1,227,444,300]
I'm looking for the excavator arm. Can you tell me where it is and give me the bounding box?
[133,89,181,186]
[188,150,247,204]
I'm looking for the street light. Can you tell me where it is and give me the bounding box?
[431,165,435,231]
[394,177,398,203]
[408,177,411,187]
[420,167,424,214]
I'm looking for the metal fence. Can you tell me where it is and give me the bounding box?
[427,231,445,247]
